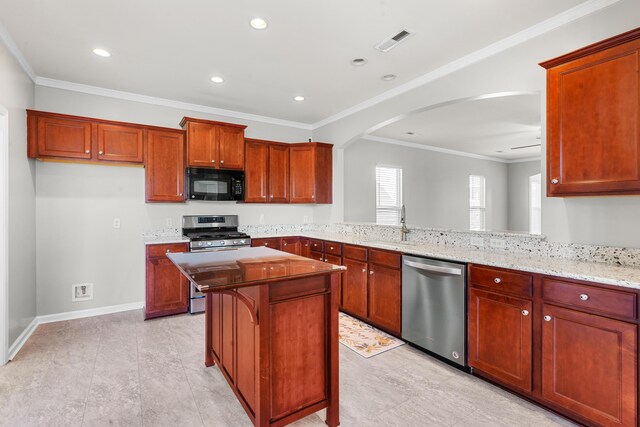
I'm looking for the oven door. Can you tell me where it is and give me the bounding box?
[187,168,244,201]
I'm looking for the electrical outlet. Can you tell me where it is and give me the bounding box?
[113,218,121,229]
[259,214,265,224]
[166,218,173,227]
[72,283,93,302]
[470,237,484,247]
[490,238,506,249]
[303,215,310,224]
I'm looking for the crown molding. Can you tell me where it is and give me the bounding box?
[507,156,542,164]
[0,21,36,82]
[35,77,313,130]
[310,0,622,130]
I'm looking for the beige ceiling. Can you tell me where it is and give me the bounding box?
[0,0,587,124]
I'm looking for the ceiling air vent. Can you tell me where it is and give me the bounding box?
[375,29,414,52]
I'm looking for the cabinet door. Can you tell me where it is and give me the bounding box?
[468,289,533,392]
[281,237,301,255]
[218,125,245,170]
[210,293,222,360]
[36,116,92,160]
[542,304,637,427]
[300,239,311,258]
[186,122,216,167]
[289,146,316,203]
[251,238,281,250]
[244,140,269,202]
[145,244,189,319]
[342,258,367,317]
[367,264,401,334]
[97,124,144,163]
[221,294,235,381]
[268,144,290,203]
[546,40,640,196]
[145,130,185,203]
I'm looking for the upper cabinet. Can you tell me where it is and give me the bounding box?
[27,110,145,164]
[244,139,290,203]
[145,129,185,203]
[180,117,246,170]
[289,143,333,204]
[541,28,640,196]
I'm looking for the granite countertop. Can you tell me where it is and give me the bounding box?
[251,231,640,290]
[144,235,190,245]
[167,246,345,292]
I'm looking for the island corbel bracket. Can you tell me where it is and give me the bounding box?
[213,289,259,325]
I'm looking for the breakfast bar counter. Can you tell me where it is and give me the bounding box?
[168,247,345,427]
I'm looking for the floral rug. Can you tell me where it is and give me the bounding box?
[338,312,405,358]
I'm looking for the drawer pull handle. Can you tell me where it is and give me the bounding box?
[521,310,529,316]
[544,315,552,322]
[494,277,501,284]
[579,294,589,301]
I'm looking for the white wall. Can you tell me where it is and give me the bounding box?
[0,42,36,344]
[507,161,541,233]
[344,139,509,231]
[318,0,640,248]
[34,86,330,316]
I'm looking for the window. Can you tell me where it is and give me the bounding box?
[529,174,542,234]
[376,166,403,225]
[469,175,486,231]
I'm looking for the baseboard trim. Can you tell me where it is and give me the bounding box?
[7,301,144,360]
[8,317,38,360]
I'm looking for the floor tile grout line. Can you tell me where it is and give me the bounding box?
[135,313,145,427]
[167,318,206,426]
[80,319,104,426]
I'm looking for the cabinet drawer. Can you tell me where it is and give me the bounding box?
[542,278,637,320]
[309,239,324,252]
[147,243,188,258]
[368,249,401,269]
[324,254,342,266]
[325,242,342,256]
[251,238,281,250]
[469,265,533,298]
[344,244,368,262]
[310,250,325,262]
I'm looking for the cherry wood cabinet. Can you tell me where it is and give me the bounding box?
[541,28,640,196]
[469,263,639,427]
[281,237,301,255]
[27,110,146,164]
[145,243,189,319]
[468,288,533,392]
[342,258,368,318]
[181,117,246,170]
[145,129,185,203]
[367,263,401,335]
[289,143,333,204]
[244,139,290,203]
[251,238,281,251]
[541,304,637,427]
[300,239,311,258]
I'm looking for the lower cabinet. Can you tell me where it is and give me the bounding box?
[367,263,401,335]
[281,237,301,255]
[251,237,281,250]
[468,288,533,392]
[342,258,368,318]
[541,304,637,427]
[145,243,189,319]
[469,264,639,427]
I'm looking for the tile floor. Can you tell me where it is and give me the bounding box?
[0,310,575,426]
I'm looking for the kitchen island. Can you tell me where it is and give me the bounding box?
[168,247,345,427]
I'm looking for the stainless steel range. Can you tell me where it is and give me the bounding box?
[182,215,251,313]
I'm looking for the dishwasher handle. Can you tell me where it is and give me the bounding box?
[403,259,462,276]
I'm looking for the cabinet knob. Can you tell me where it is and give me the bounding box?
[211,159,215,163]
[264,243,268,246]
[220,160,224,164]
[263,195,266,198]
[304,244,308,247]
[330,246,334,250]
[494,277,501,284]
[283,243,287,246]
[544,315,552,322]
[361,268,366,273]
[521,310,529,316]
[166,249,170,253]
[179,193,183,196]
[551,178,559,184]
[98,151,103,155]
[312,194,315,199]
[270,195,274,198]
[319,256,323,261]
[579,293,589,301]
[85,150,90,154]
[370,271,374,275]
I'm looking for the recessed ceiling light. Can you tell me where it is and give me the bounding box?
[351,58,368,66]
[405,131,415,136]
[250,17,268,30]
[381,74,396,81]
[210,76,224,84]
[92,48,111,57]
[293,96,305,102]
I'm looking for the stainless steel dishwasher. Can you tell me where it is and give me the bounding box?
[402,255,467,368]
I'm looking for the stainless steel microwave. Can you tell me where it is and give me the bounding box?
[186,168,244,201]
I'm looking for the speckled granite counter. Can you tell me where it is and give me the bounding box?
[251,231,640,290]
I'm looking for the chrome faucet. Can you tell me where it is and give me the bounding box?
[400,205,410,241]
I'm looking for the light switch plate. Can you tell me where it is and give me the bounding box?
[113,218,121,229]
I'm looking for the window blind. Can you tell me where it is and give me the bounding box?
[376,166,403,225]
[469,175,486,231]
